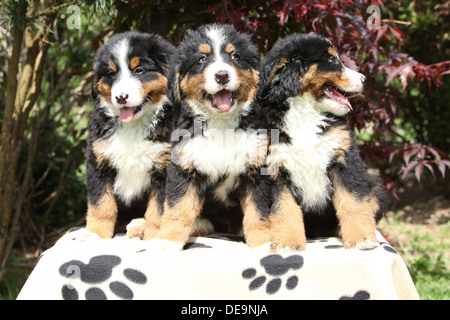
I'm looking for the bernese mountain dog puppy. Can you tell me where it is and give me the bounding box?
[258,34,388,251]
[145,24,268,250]
[86,31,176,239]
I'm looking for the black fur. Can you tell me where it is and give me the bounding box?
[256,33,388,241]
[158,24,266,241]
[86,31,176,237]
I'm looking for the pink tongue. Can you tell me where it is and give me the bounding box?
[323,85,352,110]
[212,90,233,111]
[120,107,135,122]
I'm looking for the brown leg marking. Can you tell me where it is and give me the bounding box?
[269,188,306,252]
[241,192,270,248]
[155,186,204,244]
[143,190,162,240]
[332,177,379,249]
[86,184,117,239]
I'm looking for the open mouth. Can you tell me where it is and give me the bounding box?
[323,84,360,111]
[206,90,236,112]
[118,94,150,122]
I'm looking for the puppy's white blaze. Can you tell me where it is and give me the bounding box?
[268,96,343,210]
[206,25,226,56]
[342,67,364,92]
[97,105,170,205]
[110,38,143,109]
[204,25,239,94]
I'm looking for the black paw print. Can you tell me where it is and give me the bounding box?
[242,254,303,294]
[59,255,147,300]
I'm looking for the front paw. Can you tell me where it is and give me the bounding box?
[191,217,214,236]
[126,218,147,239]
[344,236,379,249]
[270,242,306,253]
[145,238,184,253]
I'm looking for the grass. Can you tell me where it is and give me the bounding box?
[0,266,31,300]
[379,215,450,300]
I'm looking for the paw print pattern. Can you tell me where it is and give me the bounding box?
[339,290,370,300]
[59,255,147,300]
[242,254,303,294]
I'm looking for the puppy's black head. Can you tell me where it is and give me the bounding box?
[259,33,366,116]
[168,24,259,116]
[92,31,175,122]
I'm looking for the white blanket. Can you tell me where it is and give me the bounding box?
[17,227,419,300]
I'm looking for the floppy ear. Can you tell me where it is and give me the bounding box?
[166,65,182,103]
[153,39,176,76]
[91,73,99,99]
[259,57,307,104]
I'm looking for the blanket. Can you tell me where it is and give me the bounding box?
[17,227,419,300]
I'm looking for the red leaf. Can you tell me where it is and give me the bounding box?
[400,160,418,179]
[277,1,290,25]
[437,160,450,178]
[403,147,419,165]
[414,162,423,182]
[423,162,436,180]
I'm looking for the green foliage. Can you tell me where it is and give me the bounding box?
[384,214,450,300]
[385,1,450,154]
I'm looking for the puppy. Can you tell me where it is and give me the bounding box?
[145,24,269,250]
[86,31,176,238]
[258,34,388,251]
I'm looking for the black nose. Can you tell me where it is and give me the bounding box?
[215,71,230,85]
[116,93,129,105]
[361,75,367,84]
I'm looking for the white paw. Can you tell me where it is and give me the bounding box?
[191,217,214,236]
[126,218,147,239]
[353,239,379,250]
[271,245,305,253]
[76,229,102,241]
[250,242,272,253]
[145,238,184,253]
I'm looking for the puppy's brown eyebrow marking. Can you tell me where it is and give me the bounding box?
[130,56,140,69]
[226,44,235,53]
[199,44,211,54]
[328,47,337,57]
[109,60,117,72]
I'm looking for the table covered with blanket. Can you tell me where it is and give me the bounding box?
[17,227,419,300]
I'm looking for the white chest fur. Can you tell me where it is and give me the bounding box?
[99,111,170,205]
[176,112,266,203]
[268,96,341,210]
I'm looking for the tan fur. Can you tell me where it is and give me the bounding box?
[109,60,117,72]
[300,64,350,99]
[234,68,259,103]
[270,188,306,252]
[141,74,168,104]
[143,191,162,240]
[325,124,352,164]
[92,139,110,167]
[226,43,235,53]
[332,175,379,248]
[181,73,206,102]
[97,79,112,104]
[241,192,271,248]
[129,56,140,70]
[155,186,205,243]
[86,184,117,239]
[199,44,211,54]
[328,47,337,57]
